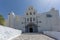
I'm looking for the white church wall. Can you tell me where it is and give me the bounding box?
[49,9,59,31]
[44,8,60,31]
[38,8,60,32]
[14,15,20,29]
[44,12,53,31]
[18,16,25,32]
[37,13,48,32]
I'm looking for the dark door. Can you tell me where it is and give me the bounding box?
[29,27,33,32]
[25,23,38,33]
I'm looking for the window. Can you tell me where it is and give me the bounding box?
[30,17,32,22]
[27,18,29,21]
[29,7,33,10]
[26,13,28,15]
[34,12,35,15]
[46,14,52,17]
[31,7,33,10]
[33,18,35,21]
[39,21,42,23]
[22,22,23,24]
[30,12,32,15]
[29,8,30,10]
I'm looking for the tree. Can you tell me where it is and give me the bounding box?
[0,14,5,25]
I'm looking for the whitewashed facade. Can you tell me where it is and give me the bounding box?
[6,6,60,33]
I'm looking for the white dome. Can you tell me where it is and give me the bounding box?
[8,11,15,16]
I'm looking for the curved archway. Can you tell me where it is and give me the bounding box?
[25,23,38,33]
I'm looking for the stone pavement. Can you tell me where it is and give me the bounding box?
[12,33,55,40]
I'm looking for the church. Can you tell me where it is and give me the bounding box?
[5,6,60,33]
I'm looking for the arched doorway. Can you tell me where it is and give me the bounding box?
[29,27,33,32]
[25,23,38,33]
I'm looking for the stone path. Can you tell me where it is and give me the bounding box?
[12,33,55,40]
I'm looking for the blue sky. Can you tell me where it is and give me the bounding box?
[0,0,60,19]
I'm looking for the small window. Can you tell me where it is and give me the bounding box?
[30,12,32,15]
[33,18,35,21]
[39,21,42,23]
[31,7,33,10]
[34,12,35,15]
[46,14,52,17]
[29,8,33,10]
[26,13,28,15]
[30,17,32,22]
[22,22,23,24]
[27,18,29,21]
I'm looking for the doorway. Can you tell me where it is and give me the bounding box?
[29,27,33,32]
[25,23,38,33]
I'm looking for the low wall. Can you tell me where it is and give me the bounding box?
[43,31,60,40]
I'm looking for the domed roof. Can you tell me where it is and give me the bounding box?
[8,11,15,16]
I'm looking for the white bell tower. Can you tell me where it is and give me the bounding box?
[8,11,15,27]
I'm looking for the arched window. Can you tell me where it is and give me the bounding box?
[29,7,33,10]
[27,18,29,21]
[30,12,32,15]
[39,21,42,23]
[33,18,35,21]
[26,13,28,15]
[30,17,32,22]
[34,12,35,15]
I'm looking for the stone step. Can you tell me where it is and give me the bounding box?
[12,33,55,40]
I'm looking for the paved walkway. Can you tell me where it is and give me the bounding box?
[12,33,55,40]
